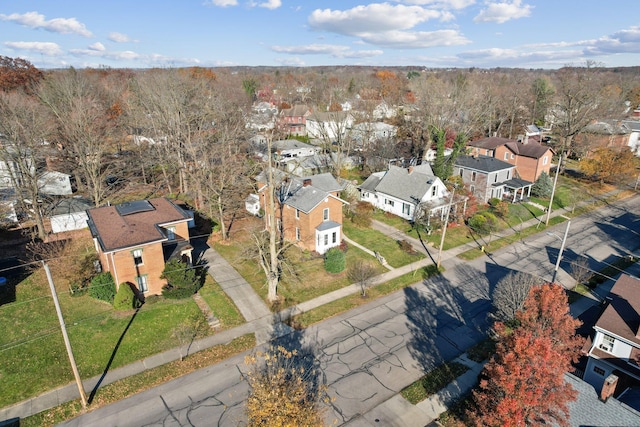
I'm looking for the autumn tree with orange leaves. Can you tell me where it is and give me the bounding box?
[468,283,584,427]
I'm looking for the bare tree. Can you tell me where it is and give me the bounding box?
[570,256,593,286]
[38,69,115,206]
[347,260,377,297]
[492,271,540,324]
[0,90,52,239]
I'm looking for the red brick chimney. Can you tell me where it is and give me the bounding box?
[303,178,312,187]
[600,373,618,402]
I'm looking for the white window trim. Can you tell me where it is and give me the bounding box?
[599,334,615,353]
[132,249,143,266]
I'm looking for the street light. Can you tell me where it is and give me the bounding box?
[547,220,571,283]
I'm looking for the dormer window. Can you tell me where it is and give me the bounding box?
[599,334,615,353]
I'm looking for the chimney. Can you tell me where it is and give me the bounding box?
[600,373,618,402]
[408,166,414,174]
[303,178,312,187]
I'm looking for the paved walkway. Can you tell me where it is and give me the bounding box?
[0,188,632,423]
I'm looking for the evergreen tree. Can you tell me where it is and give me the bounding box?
[531,171,553,197]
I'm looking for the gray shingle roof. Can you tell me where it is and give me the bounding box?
[455,155,514,173]
[284,185,329,213]
[566,373,640,426]
[363,165,437,204]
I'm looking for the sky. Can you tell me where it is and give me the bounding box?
[0,1,639,70]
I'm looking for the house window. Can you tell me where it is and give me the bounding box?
[593,366,606,376]
[132,249,143,266]
[504,152,509,160]
[296,209,300,219]
[471,172,477,182]
[387,200,394,207]
[600,334,615,353]
[470,185,475,194]
[296,227,300,241]
[494,174,498,183]
[403,203,411,215]
[431,186,437,197]
[166,226,176,240]
[511,153,514,159]
[543,156,548,165]
[323,208,329,221]
[137,275,148,293]
[507,170,511,180]
[324,234,328,245]
[332,232,337,243]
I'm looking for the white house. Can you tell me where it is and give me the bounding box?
[306,111,354,142]
[359,164,449,221]
[584,274,640,400]
[351,122,397,149]
[273,139,319,159]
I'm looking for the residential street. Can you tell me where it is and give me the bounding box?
[57,193,640,427]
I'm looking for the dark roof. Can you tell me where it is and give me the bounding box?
[48,197,93,216]
[455,155,514,173]
[503,178,533,189]
[566,373,640,425]
[87,198,190,252]
[504,140,552,159]
[468,136,512,150]
[595,274,640,346]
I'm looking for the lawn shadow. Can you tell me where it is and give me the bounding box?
[88,304,142,404]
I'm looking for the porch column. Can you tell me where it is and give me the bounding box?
[527,185,532,197]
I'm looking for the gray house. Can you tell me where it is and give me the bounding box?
[454,155,532,203]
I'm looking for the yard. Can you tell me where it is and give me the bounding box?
[213,229,390,309]
[0,262,242,408]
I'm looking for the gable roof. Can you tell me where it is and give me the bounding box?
[468,137,512,150]
[595,274,640,345]
[455,155,514,173]
[361,165,439,204]
[504,140,552,159]
[566,373,640,425]
[87,197,189,252]
[280,105,310,117]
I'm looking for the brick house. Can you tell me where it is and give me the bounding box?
[467,136,553,182]
[584,274,640,401]
[255,170,347,254]
[87,198,192,296]
[278,105,311,136]
[454,155,533,203]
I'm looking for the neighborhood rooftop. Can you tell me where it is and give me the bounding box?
[87,197,190,252]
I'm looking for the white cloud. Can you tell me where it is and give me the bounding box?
[309,4,453,36]
[395,0,476,9]
[4,41,63,56]
[359,29,469,48]
[108,32,136,43]
[256,0,282,9]
[271,43,383,58]
[88,42,105,52]
[205,0,238,7]
[585,26,640,55]
[0,11,92,37]
[474,0,532,24]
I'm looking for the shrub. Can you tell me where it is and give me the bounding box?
[351,202,373,228]
[491,200,509,218]
[88,272,116,303]
[488,197,501,207]
[398,239,416,254]
[324,248,346,273]
[113,282,137,311]
[161,258,198,299]
[467,212,499,235]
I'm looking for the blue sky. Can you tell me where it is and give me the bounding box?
[1,1,639,69]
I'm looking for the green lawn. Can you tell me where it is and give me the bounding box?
[342,221,426,267]
[401,362,469,405]
[214,238,388,309]
[0,267,242,408]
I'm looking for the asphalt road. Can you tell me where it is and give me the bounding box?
[60,194,640,427]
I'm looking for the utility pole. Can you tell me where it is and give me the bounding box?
[545,152,562,226]
[43,261,88,409]
[437,188,455,270]
[552,220,571,284]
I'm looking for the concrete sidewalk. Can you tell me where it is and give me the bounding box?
[0,188,631,423]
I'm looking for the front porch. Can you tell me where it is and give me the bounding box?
[502,178,533,203]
